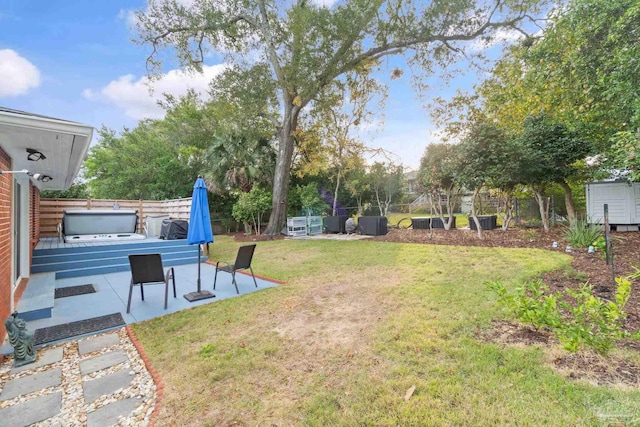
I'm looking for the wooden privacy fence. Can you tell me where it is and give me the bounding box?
[39,198,192,238]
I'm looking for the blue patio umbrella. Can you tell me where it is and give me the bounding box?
[184,175,216,302]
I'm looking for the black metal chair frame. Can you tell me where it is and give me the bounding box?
[213,244,258,294]
[127,253,177,313]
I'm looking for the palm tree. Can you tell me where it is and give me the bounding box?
[204,131,275,193]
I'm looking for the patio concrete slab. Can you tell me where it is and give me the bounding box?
[0,391,62,427]
[83,369,133,403]
[78,332,120,355]
[10,346,63,374]
[0,368,61,401]
[87,397,142,427]
[80,350,128,375]
[2,259,279,355]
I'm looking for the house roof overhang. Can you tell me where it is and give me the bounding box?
[0,107,94,191]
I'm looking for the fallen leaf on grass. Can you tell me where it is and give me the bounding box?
[404,385,416,401]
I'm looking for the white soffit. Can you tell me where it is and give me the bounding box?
[0,108,93,190]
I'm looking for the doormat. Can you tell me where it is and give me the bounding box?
[54,284,97,299]
[34,313,125,346]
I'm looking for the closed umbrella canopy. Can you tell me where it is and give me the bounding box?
[184,176,215,302]
[187,176,213,245]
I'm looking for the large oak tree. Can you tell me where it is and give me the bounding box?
[136,0,548,234]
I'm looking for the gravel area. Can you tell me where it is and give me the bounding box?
[0,328,157,426]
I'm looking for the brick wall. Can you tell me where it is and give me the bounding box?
[0,146,12,342]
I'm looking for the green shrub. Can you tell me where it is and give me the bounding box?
[486,280,561,331]
[564,219,602,248]
[558,279,634,354]
[486,278,638,354]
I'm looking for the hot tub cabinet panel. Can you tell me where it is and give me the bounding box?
[63,209,139,235]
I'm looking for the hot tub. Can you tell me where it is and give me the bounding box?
[62,209,146,243]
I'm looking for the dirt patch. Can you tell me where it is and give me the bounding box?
[271,271,395,352]
[480,319,553,346]
[549,351,640,388]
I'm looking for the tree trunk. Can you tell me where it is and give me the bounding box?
[532,187,550,231]
[375,188,384,216]
[265,106,299,236]
[332,171,341,216]
[444,185,455,230]
[558,179,576,227]
[470,187,484,239]
[432,189,455,231]
[501,195,515,231]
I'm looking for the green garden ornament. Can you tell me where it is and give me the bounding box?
[4,312,36,367]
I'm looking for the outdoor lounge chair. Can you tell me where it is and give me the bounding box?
[213,244,258,294]
[127,254,177,313]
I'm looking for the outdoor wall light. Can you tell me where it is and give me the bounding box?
[26,148,46,161]
[0,169,53,182]
[34,174,52,182]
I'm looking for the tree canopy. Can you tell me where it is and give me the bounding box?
[135,0,549,234]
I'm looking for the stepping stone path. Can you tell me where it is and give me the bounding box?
[0,329,157,427]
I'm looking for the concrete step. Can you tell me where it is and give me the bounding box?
[16,273,56,321]
[33,243,196,265]
[32,248,201,274]
[54,255,208,279]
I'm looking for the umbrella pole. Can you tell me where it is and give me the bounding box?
[197,245,202,292]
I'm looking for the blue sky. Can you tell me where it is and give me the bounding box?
[0,0,515,171]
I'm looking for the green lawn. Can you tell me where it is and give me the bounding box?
[132,236,640,426]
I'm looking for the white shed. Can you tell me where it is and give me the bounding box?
[586,181,640,231]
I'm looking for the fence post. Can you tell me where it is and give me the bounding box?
[139,199,144,233]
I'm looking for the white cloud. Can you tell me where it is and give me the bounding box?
[117,8,138,28]
[81,88,95,99]
[0,49,41,98]
[84,64,227,120]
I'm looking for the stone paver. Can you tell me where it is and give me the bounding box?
[80,350,128,375]
[87,397,142,427]
[83,369,134,403]
[0,368,61,401]
[78,332,120,355]
[10,347,64,375]
[0,391,62,427]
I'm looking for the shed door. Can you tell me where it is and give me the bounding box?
[634,183,640,223]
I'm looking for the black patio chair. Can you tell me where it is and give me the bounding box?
[127,254,177,313]
[213,244,258,294]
